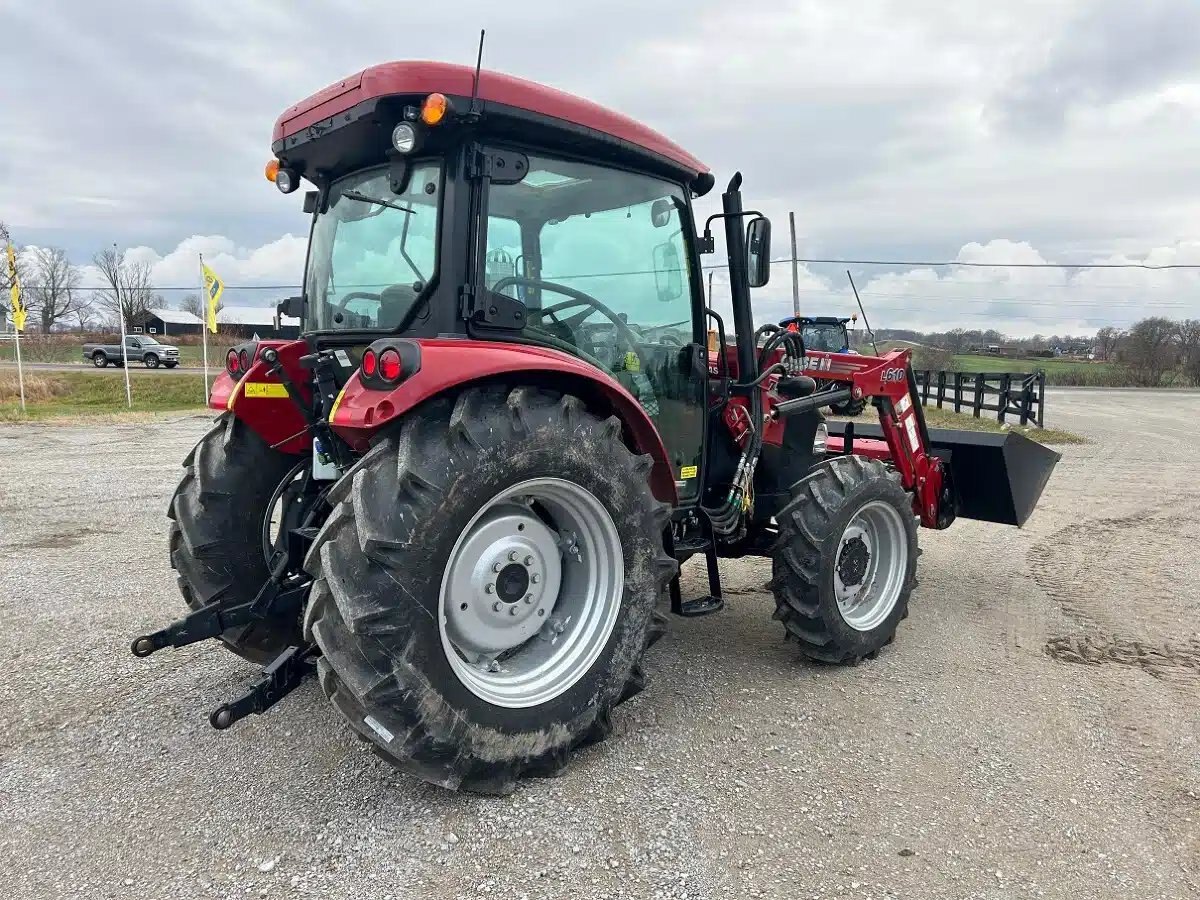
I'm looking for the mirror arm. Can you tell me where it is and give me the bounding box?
[698,210,764,255]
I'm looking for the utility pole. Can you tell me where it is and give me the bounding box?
[789,211,800,318]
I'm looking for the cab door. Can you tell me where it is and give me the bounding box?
[480,151,709,502]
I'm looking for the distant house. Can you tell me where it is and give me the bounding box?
[217,305,302,340]
[134,308,204,337]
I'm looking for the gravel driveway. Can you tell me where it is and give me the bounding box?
[1,390,1197,899]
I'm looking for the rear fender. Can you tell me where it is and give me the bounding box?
[210,338,312,455]
[329,339,677,503]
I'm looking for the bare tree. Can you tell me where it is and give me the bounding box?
[93,248,156,327]
[1178,319,1200,385]
[178,293,204,318]
[1093,326,1124,361]
[25,247,82,332]
[1118,317,1178,387]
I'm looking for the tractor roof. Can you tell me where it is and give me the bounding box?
[273,61,710,186]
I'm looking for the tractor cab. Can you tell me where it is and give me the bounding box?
[266,61,746,502]
[779,315,856,354]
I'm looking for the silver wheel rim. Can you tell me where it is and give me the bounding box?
[833,500,908,631]
[438,477,624,709]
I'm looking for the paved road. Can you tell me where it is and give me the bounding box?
[0,360,202,375]
[0,392,1196,899]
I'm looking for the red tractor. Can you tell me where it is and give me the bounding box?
[132,61,1059,794]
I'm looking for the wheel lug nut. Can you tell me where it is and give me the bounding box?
[493,562,503,573]
[524,555,534,566]
[524,594,534,604]
[509,551,518,561]
[492,601,502,613]
[530,574,540,584]
[485,583,495,594]
[509,606,519,616]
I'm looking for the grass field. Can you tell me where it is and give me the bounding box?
[0,371,208,421]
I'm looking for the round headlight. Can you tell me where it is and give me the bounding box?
[275,167,299,194]
[391,122,417,154]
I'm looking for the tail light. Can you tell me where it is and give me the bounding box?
[224,341,260,377]
[359,339,421,390]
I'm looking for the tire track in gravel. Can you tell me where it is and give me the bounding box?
[1027,497,1200,685]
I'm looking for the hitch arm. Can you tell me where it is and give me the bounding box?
[209,644,318,730]
[130,555,308,658]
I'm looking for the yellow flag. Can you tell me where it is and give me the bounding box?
[201,261,224,334]
[6,243,26,332]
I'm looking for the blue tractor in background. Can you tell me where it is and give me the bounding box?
[779,314,868,416]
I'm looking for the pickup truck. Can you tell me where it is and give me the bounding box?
[82,335,181,369]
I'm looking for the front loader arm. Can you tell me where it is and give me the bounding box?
[793,348,952,529]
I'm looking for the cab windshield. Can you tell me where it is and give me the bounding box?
[802,323,848,353]
[303,161,442,331]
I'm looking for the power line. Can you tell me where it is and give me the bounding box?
[784,257,1200,271]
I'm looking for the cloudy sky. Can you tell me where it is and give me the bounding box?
[3,0,1200,335]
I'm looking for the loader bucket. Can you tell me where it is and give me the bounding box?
[826,423,1061,526]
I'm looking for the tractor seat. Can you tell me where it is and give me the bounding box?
[776,375,818,398]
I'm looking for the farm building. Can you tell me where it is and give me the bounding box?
[133,305,301,340]
[133,308,203,337]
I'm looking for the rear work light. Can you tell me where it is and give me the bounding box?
[358,340,421,390]
[226,349,240,375]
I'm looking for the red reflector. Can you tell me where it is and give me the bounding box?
[238,349,251,371]
[362,349,377,377]
[226,349,239,374]
[379,349,402,381]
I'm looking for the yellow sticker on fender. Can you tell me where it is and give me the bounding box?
[680,465,698,479]
[243,382,289,398]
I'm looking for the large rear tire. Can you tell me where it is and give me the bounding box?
[304,385,676,794]
[168,413,304,663]
[770,455,917,664]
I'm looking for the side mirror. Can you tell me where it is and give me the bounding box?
[650,198,675,228]
[746,216,771,288]
[652,241,684,302]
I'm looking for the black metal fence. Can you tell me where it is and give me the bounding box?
[912,370,1047,427]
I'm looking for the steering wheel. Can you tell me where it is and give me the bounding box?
[489,276,643,356]
[335,291,381,311]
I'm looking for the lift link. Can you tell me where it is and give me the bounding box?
[209,644,319,730]
[129,550,309,658]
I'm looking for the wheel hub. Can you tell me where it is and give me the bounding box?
[496,563,530,603]
[443,507,561,660]
[837,536,870,587]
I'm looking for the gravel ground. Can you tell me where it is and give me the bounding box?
[1,390,1197,899]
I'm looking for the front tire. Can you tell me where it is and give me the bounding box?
[144,354,160,369]
[770,455,917,664]
[92,351,107,368]
[831,396,867,417]
[168,413,304,663]
[305,386,676,794]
